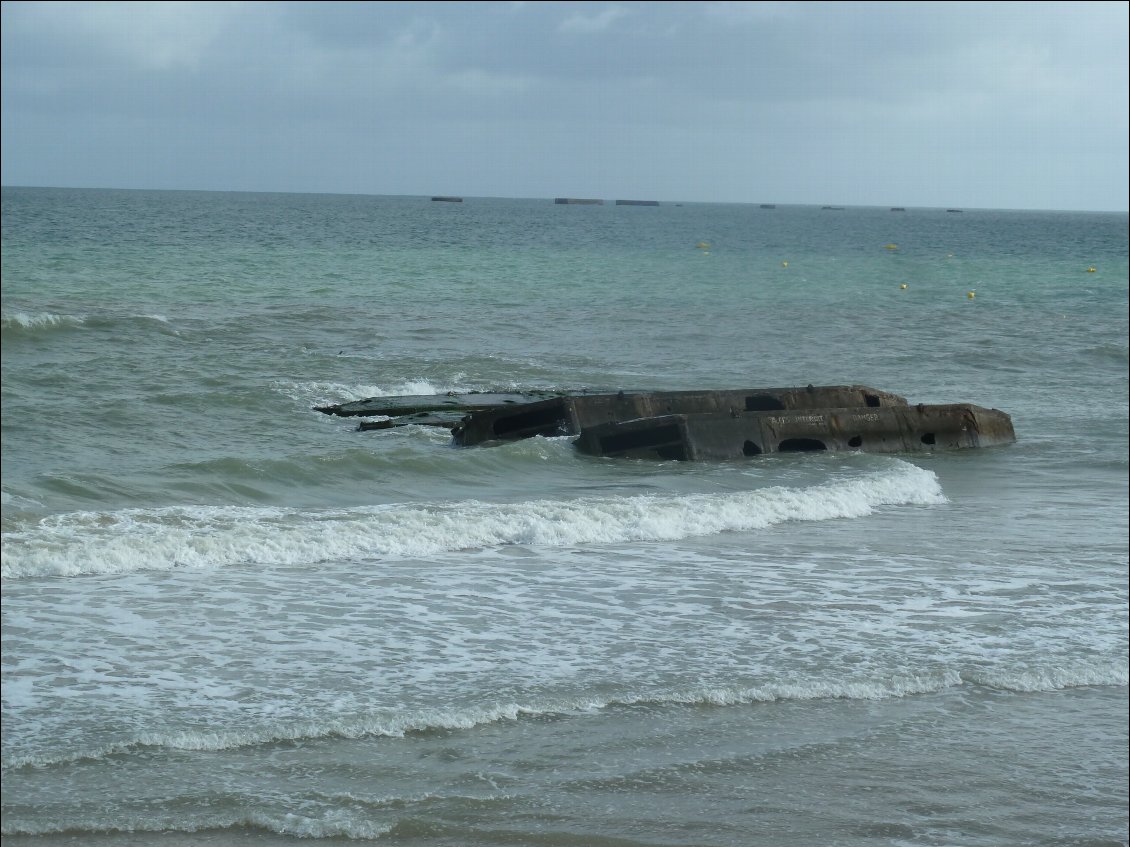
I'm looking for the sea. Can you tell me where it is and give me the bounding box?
[1,187,1127,847]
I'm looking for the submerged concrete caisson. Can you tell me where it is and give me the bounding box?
[316,384,1015,460]
[572,402,1014,460]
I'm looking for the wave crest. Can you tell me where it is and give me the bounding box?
[1,463,945,579]
[7,660,1124,773]
[1,311,86,332]
[0,808,395,840]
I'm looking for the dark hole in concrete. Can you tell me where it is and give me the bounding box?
[848,436,863,448]
[492,403,568,437]
[778,438,827,452]
[865,394,881,407]
[745,394,786,411]
[600,424,684,455]
[743,440,763,456]
[921,432,936,445]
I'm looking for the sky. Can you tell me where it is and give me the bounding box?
[2,1,1127,211]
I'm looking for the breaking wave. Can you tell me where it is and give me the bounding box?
[6,658,1124,772]
[1,462,945,578]
[0,310,86,332]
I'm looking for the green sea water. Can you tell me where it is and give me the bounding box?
[2,187,1127,846]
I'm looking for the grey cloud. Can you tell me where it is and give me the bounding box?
[2,0,1126,210]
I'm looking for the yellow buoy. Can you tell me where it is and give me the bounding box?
[885,244,898,250]
[781,261,788,268]
[696,242,710,249]
[900,283,908,290]
[1087,266,1097,272]
[967,290,976,299]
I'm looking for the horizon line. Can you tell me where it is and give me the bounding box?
[1,183,1126,215]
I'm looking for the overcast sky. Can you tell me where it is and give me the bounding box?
[2,1,1127,210]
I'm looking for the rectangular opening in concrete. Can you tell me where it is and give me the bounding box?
[491,403,569,437]
[599,424,684,455]
[745,394,785,411]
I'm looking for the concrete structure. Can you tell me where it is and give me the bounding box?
[316,385,1015,461]
[316,391,566,419]
[573,403,1015,460]
[450,385,907,446]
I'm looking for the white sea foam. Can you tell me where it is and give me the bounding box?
[0,463,946,578]
[631,672,969,705]
[273,377,472,407]
[240,810,395,841]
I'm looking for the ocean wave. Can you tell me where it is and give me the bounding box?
[0,310,86,332]
[1082,341,1130,365]
[620,672,967,706]
[0,462,946,578]
[0,310,178,337]
[0,490,45,510]
[0,808,396,840]
[968,662,1130,691]
[1,702,558,770]
[7,661,1125,772]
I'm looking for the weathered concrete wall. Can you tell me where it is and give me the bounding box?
[316,385,1014,460]
[452,386,908,446]
[573,404,1015,460]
